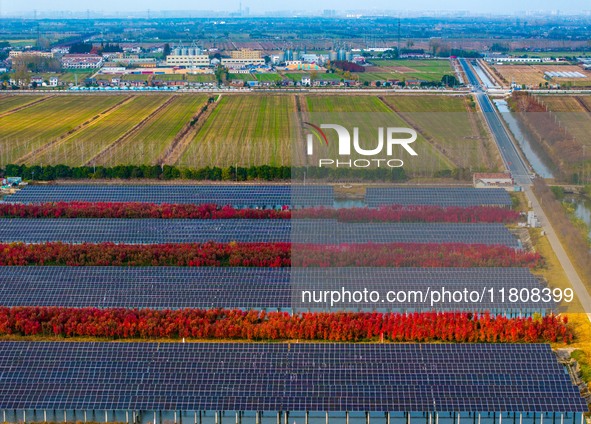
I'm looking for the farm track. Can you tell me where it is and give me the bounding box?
[377,96,460,167]
[293,95,308,166]
[85,96,177,166]
[574,97,591,113]
[0,96,55,119]
[16,96,135,165]
[159,96,219,165]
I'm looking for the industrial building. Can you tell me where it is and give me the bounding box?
[472,172,515,190]
[61,54,104,69]
[166,54,210,67]
[221,57,266,68]
[8,50,54,59]
[230,49,262,60]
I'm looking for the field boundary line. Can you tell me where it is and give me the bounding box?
[16,95,135,165]
[574,96,591,113]
[377,96,460,168]
[0,96,55,119]
[293,94,309,166]
[85,96,176,166]
[159,96,219,166]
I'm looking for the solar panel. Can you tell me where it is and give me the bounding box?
[0,267,291,310]
[291,267,552,313]
[0,219,520,247]
[4,185,334,208]
[0,342,585,413]
[0,267,549,314]
[366,187,513,208]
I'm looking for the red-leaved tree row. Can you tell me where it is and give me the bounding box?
[0,242,542,268]
[292,243,543,268]
[0,202,519,223]
[0,202,289,219]
[0,307,572,343]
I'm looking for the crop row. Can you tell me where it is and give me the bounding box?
[0,307,571,343]
[0,242,542,268]
[0,202,519,223]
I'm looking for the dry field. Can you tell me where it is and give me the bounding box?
[492,64,591,86]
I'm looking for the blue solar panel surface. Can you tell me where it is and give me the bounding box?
[0,219,519,246]
[4,185,334,207]
[0,342,585,413]
[366,187,513,207]
[0,267,548,313]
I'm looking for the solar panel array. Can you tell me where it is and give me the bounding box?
[291,267,551,312]
[0,219,520,247]
[0,267,548,313]
[365,187,513,207]
[0,267,290,310]
[0,218,291,243]
[5,185,334,208]
[0,342,585,413]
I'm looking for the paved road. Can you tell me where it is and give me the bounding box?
[460,58,591,318]
[459,58,531,186]
[526,186,591,318]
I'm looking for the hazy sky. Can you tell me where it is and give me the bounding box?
[1,0,589,14]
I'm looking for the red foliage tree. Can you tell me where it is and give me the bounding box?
[0,202,519,223]
[0,242,541,268]
[0,307,572,343]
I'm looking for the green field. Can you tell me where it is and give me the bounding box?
[284,72,343,82]
[381,95,500,169]
[357,72,399,83]
[152,74,185,82]
[97,95,208,165]
[3,39,36,47]
[121,74,150,82]
[305,95,455,174]
[185,74,216,83]
[254,73,283,82]
[31,95,171,166]
[0,95,43,114]
[0,93,502,176]
[177,95,297,168]
[0,95,125,165]
[369,59,454,82]
[227,73,257,81]
[306,95,391,112]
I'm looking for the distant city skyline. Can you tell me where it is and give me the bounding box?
[1,0,590,16]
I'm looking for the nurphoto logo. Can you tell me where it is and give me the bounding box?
[304,122,418,168]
